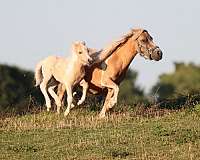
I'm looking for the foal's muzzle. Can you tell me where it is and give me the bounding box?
[85,56,94,66]
[88,58,93,64]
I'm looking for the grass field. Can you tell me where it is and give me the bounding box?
[1,104,200,160]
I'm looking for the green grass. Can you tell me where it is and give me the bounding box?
[1,106,200,160]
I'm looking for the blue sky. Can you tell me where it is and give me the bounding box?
[0,0,199,92]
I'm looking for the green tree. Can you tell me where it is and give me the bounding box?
[151,62,200,100]
[0,64,43,111]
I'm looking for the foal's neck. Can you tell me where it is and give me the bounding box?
[71,54,85,71]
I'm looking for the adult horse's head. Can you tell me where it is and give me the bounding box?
[133,29,163,61]
[72,41,93,66]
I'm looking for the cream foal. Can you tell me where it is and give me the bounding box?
[35,41,92,116]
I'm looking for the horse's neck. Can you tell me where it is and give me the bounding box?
[117,38,138,68]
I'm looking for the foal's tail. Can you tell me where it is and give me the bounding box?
[35,61,43,87]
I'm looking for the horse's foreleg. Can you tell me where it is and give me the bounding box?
[107,89,118,109]
[77,79,88,106]
[64,84,73,117]
[99,89,113,118]
[99,78,119,118]
[48,85,62,114]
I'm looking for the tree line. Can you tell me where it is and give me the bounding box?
[0,62,200,112]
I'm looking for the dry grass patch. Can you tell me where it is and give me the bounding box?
[0,106,200,159]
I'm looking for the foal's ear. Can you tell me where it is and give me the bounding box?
[71,42,79,53]
[73,41,86,47]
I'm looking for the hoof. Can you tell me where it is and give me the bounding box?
[64,111,69,117]
[73,92,77,96]
[98,113,106,119]
[56,110,60,115]
[77,100,83,106]
[71,103,75,109]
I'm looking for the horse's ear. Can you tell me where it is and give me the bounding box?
[131,28,145,40]
[81,41,86,46]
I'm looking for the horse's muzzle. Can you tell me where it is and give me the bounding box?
[150,47,163,61]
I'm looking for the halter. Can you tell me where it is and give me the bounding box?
[134,31,159,60]
[137,41,160,60]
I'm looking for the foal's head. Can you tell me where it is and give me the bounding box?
[134,29,163,61]
[72,41,93,65]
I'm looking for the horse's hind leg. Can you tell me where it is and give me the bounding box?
[48,85,62,114]
[40,76,52,112]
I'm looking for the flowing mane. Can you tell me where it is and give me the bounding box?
[94,29,144,63]
[102,29,133,53]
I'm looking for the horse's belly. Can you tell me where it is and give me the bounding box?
[87,69,107,94]
[90,68,102,87]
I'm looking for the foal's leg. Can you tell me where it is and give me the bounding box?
[57,83,76,109]
[48,85,62,114]
[64,84,73,117]
[57,83,66,106]
[40,75,52,112]
[77,79,89,106]
[99,78,119,118]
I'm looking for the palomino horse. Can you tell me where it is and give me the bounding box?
[34,41,93,116]
[58,28,163,118]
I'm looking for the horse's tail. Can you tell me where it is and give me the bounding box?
[34,61,43,87]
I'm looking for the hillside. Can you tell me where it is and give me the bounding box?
[1,105,200,160]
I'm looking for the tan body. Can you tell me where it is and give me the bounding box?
[88,37,138,91]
